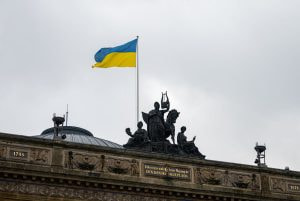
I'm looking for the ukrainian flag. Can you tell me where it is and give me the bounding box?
[93,39,137,68]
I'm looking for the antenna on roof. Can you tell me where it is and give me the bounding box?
[66,104,69,126]
[52,113,65,140]
[254,142,267,167]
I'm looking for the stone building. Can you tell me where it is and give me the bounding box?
[0,124,300,201]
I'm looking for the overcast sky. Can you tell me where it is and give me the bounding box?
[1,0,300,170]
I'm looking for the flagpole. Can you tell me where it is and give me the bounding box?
[136,36,139,123]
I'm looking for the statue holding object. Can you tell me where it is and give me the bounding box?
[124,92,205,159]
[177,126,205,158]
[142,91,171,143]
[124,122,149,148]
[161,91,170,109]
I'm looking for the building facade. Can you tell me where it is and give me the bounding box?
[0,126,299,201]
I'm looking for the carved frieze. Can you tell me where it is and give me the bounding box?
[0,145,7,158]
[271,178,286,192]
[30,148,50,165]
[105,157,140,176]
[65,151,140,177]
[65,151,102,171]
[130,159,139,176]
[0,145,51,165]
[0,180,179,201]
[194,168,223,185]
[271,177,300,194]
[230,172,259,189]
[194,167,260,190]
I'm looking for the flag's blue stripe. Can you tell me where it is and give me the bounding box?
[94,39,137,63]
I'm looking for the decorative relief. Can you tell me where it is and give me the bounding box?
[0,180,179,201]
[271,177,300,194]
[194,168,223,185]
[231,172,254,189]
[65,151,140,176]
[130,159,139,176]
[29,148,50,165]
[105,157,140,176]
[66,151,102,171]
[0,145,7,158]
[194,167,260,190]
[271,178,287,192]
[0,145,51,165]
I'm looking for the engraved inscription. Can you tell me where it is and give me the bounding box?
[13,151,25,157]
[288,184,300,192]
[144,163,190,180]
[9,150,28,160]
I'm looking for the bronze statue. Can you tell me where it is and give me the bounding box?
[124,122,149,148]
[177,126,205,158]
[124,92,205,159]
[161,91,169,109]
[142,95,169,142]
[164,109,180,144]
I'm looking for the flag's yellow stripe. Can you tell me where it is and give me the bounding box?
[93,52,136,68]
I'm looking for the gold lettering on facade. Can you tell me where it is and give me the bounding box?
[13,151,25,157]
[144,163,190,180]
[9,150,28,159]
[288,184,300,191]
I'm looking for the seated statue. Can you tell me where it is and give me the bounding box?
[124,122,149,148]
[177,126,205,158]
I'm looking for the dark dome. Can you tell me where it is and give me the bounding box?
[36,126,123,149]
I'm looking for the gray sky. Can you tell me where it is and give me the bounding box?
[1,0,300,170]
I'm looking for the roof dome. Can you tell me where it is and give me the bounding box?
[36,126,123,149]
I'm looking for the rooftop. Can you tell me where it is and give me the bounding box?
[35,126,123,149]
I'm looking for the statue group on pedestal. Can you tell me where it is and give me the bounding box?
[124,92,205,159]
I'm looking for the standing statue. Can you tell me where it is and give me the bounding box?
[142,92,170,142]
[177,126,205,159]
[124,122,149,148]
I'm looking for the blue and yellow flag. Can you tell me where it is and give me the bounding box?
[93,39,137,68]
